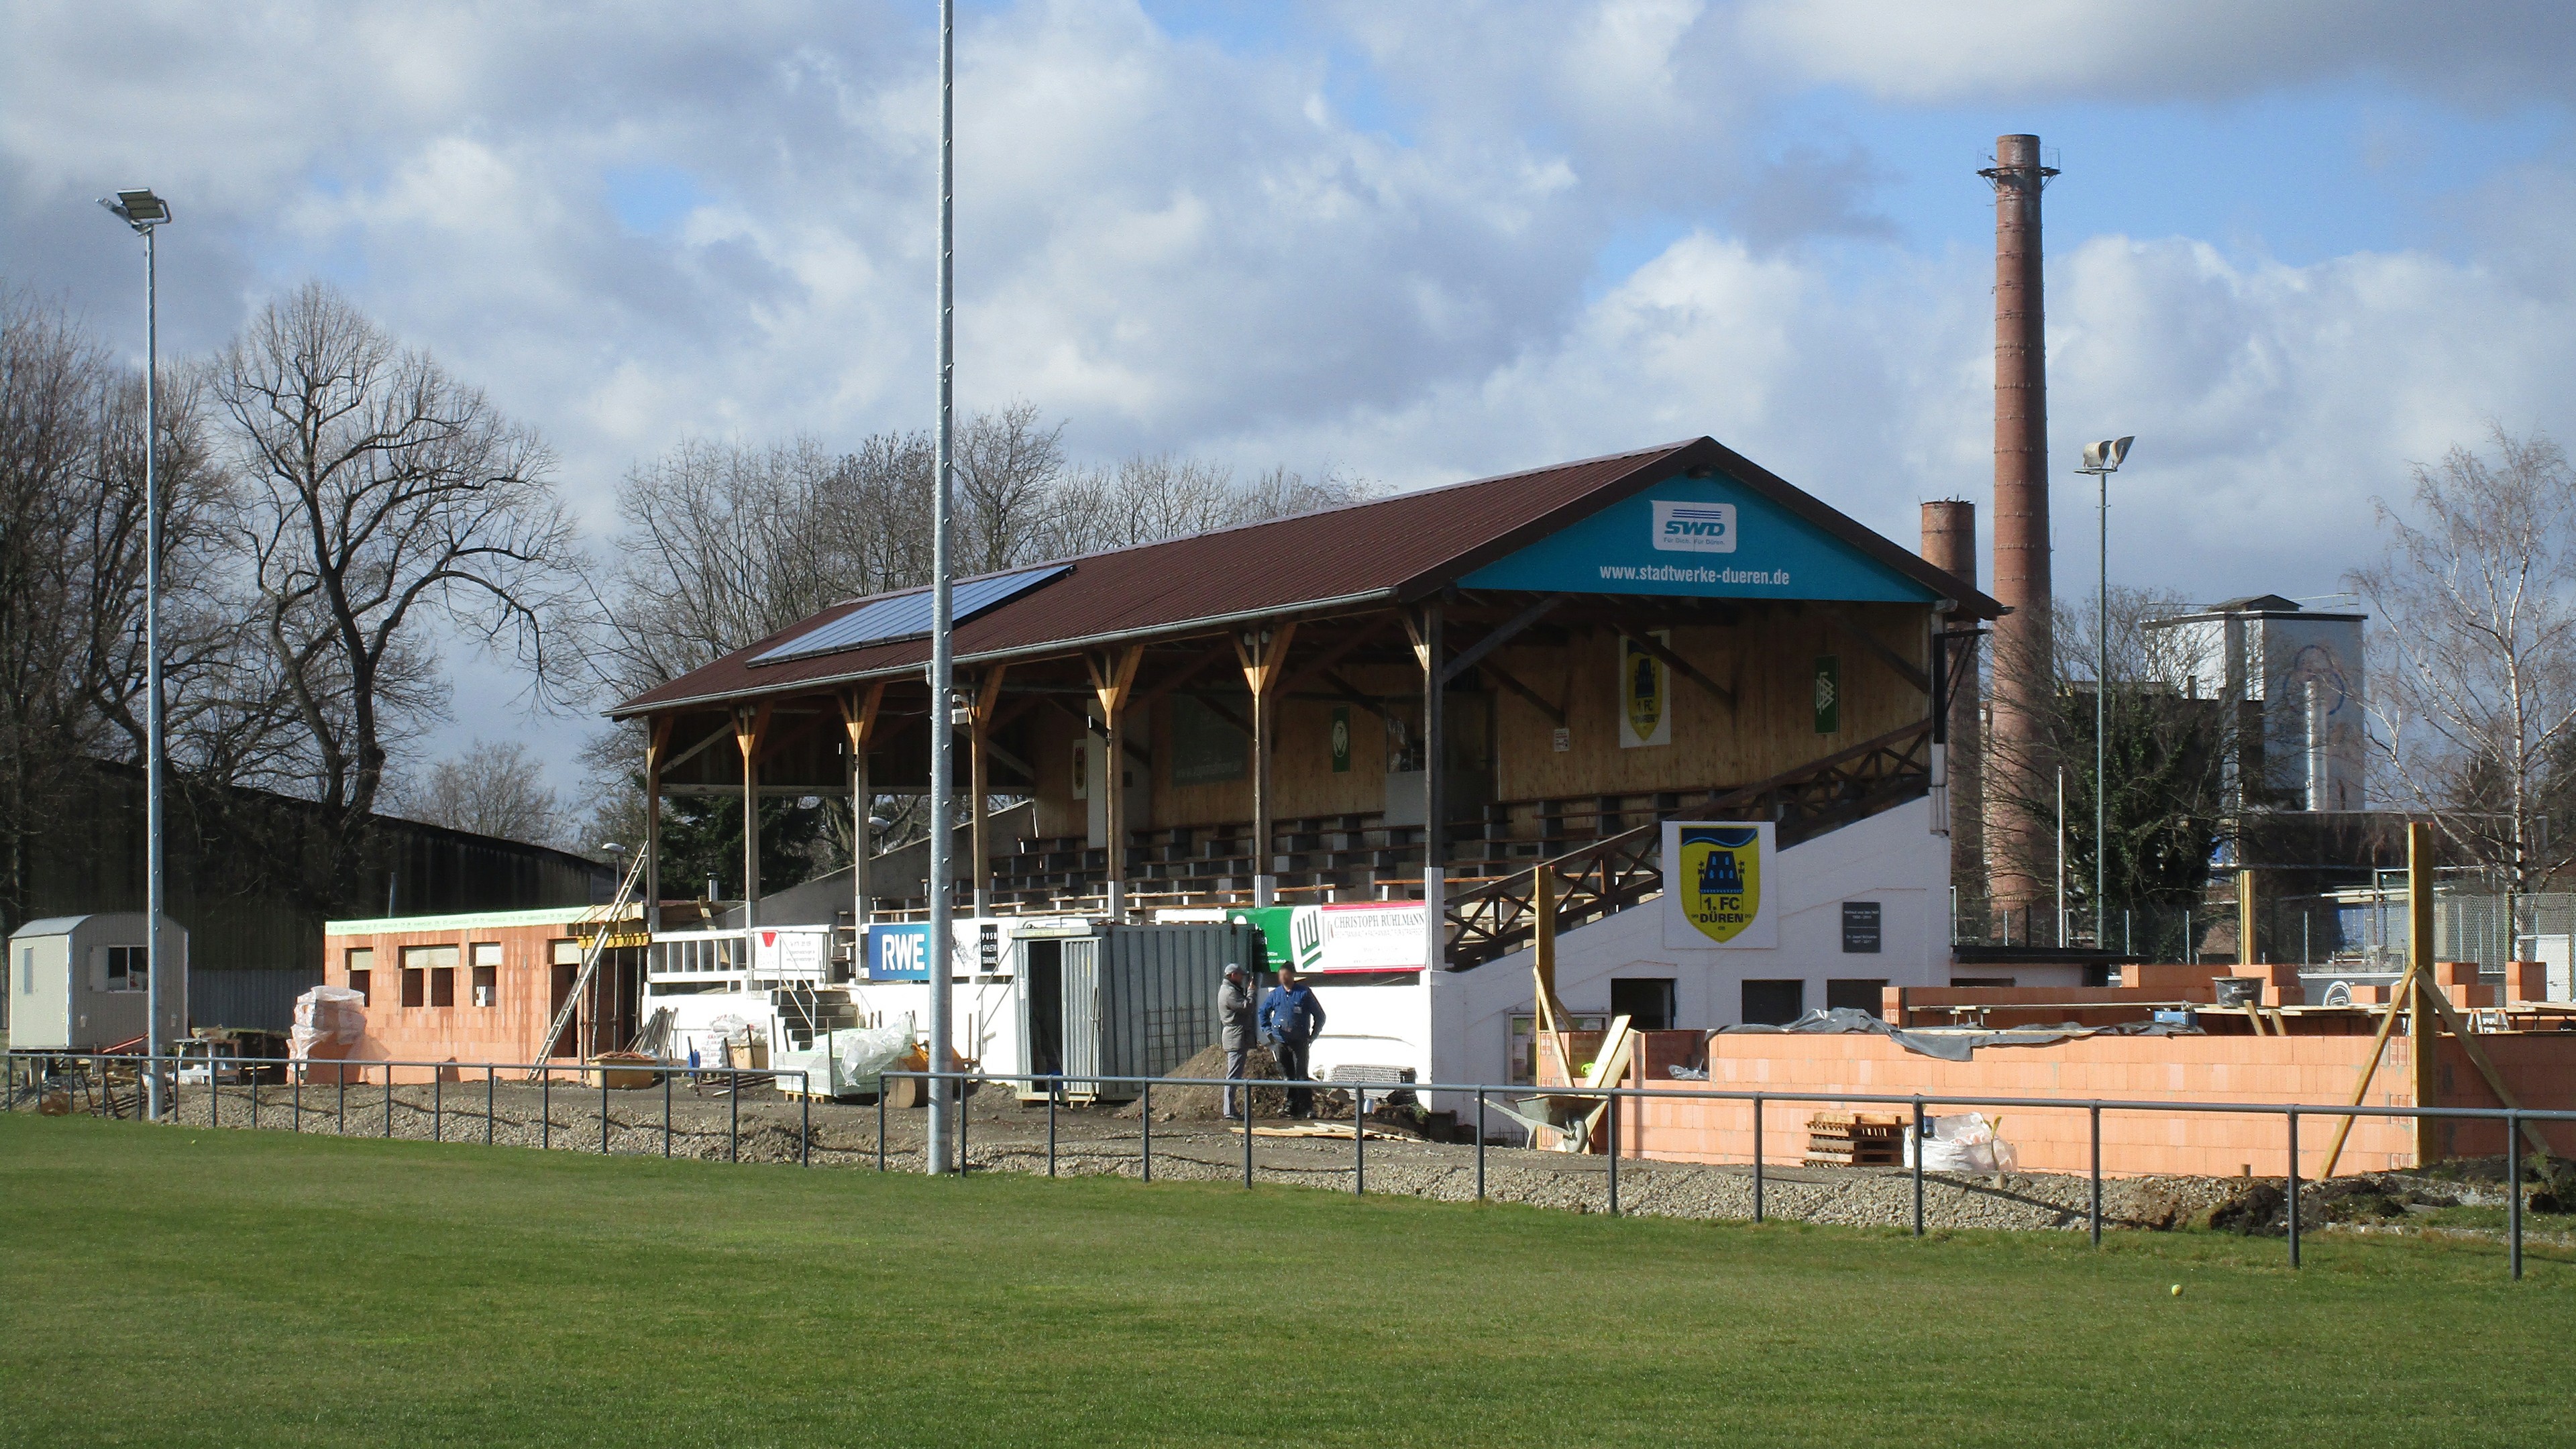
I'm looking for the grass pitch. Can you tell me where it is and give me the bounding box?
[1,1113,2568,1448]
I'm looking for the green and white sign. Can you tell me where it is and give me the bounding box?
[1813,654,1840,735]
[1225,902,1427,974]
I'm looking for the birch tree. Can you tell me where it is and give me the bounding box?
[2350,425,2576,894]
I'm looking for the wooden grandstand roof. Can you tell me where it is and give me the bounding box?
[612,436,1998,718]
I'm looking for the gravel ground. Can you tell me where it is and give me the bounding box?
[132,1079,2258,1234]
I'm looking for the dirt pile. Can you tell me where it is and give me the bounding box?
[2208,1175,2465,1236]
[1120,1045,1290,1120]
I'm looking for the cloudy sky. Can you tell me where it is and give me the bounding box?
[9,0,2576,792]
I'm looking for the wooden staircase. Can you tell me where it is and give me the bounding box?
[1442,718,1935,971]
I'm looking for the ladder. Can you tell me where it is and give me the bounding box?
[529,847,651,1075]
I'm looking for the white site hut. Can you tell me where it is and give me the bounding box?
[7,913,188,1051]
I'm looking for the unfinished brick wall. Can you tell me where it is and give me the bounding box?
[1620,1030,2576,1178]
[321,918,627,1081]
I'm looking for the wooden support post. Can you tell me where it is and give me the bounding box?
[841,683,885,943]
[1234,623,1297,908]
[969,666,1009,915]
[1532,867,1564,1037]
[2237,868,2258,965]
[733,702,769,951]
[1087,647,1144,920]
[2410,965,2556,1163]
[2408,822,2438,1167]
[2319,953,2421,1178]
[1417,604,1446,968]
[643,716,672,933]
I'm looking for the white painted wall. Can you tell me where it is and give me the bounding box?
[1274,797,1952,1109]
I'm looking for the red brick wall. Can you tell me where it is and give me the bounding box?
[322,922,592,1081]
[1616,1030,2576,1177]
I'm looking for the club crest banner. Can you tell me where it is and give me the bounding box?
[1663,821,1776,949]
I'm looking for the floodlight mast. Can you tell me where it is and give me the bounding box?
[99,188,172,1120]
[924,0,959,1176]
[2077,436,2134,955]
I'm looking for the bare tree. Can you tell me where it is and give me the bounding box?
[0,288,227,928]
[2351,425,2576,894]
[211,282,582,902]
[386,738,566,847]
[592,436,859,694]
[953,400,1066,573]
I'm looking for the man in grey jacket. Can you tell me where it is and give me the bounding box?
[1218,963,1256,1120]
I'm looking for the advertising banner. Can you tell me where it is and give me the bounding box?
[1317,902,1428,971]
[753,928,826,976]
[1456,473,1939,604]
[863,922,930,981]
[1662,820,1777,949]
[1227,902,1428,973]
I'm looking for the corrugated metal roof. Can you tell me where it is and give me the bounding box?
[612,437,1998,718]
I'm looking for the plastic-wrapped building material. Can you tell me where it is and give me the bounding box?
[288,985,365,1061]
[773,1025,912,1099]
[1902,1112,2020,1173]
[289,985,367,1083]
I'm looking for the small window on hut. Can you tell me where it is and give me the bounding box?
[349,969,372,1006]
[102,945,147,993]
[471,942,500,1007]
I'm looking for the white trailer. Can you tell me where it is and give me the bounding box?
[8,913,188,1052]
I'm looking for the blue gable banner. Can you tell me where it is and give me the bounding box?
[1460,473,1936,602]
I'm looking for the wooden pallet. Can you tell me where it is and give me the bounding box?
[1805,1111,1905,1167]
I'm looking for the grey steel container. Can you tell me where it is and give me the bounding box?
[1037,922,1258,1101]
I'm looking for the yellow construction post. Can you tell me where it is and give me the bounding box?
[2407,822,2439,1167]
[2236,867,2257,965]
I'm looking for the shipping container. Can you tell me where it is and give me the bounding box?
[1018,921,1258,1101]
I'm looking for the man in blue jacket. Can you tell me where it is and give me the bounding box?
[1260,966,1326,1118]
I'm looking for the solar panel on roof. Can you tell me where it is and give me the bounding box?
[747,564,1071,666]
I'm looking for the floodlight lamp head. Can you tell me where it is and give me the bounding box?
[99,187,171,231]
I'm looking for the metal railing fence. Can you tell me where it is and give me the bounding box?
[7,1051,2565,1281]
[883,1067,2572,1282]
[2,1052,812,1167]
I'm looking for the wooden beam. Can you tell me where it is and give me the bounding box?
[1273,616,1392,698]
[749,708,828,769]
[1441,596,1559,686]
[2412,971,2556,1162]
[1318,669,1391,722]
[660,718,733,775]
[1140,642,1235,701]
[644,715,672,932]
[1823,606,1930,695]
[1086,645,1144,717]
[1480,656,1566,726]
[1617,628,1736,711]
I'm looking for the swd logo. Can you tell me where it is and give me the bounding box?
[1652,500,1736,553]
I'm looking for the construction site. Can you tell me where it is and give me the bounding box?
[16,135,2576,1236]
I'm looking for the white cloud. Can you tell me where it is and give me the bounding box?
[8,0,2576,783]
[1737,0,2576,106]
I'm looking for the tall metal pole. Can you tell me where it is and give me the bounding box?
[2096,468,2106,951]
[924,0,959,1175]
[143,221,166,1122]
